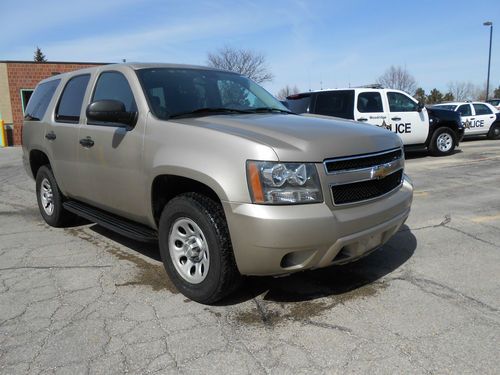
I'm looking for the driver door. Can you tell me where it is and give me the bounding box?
[386,91,428,145]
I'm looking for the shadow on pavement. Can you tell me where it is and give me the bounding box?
[219,224,417,305]
[87,221,416,305]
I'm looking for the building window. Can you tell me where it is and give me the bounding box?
[20,89,34,114]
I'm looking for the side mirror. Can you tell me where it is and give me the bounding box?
[86,100,137,127]
[417,101,425,112]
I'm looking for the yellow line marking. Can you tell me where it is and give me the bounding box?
[471,214,500,223]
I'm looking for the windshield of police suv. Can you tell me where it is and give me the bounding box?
[136,68,290,119]
[433,104,457,111]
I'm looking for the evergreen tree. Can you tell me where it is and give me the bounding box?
[34,47,47,62]
[426,89,443,104]
[493,86,500,98]
[442,92,454,102]
[414,87,426,104]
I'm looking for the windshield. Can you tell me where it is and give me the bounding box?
[136,68,290,119]
[432,104,457,111]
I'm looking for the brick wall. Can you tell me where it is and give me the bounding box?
[6,62,104,145]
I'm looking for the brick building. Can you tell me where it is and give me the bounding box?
[0,61,104,145]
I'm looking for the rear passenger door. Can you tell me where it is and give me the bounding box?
[386,91,428,145]
[77,70,148,223]
[46,74,91,197]
[471,103,496,135]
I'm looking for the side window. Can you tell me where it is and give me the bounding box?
[56,74,91,123]
[387,92,418,112]
[92,71,137,112]
[314,90,355,119]
[357,92,383,113]
[473,103,492,115]
[286,96,311,114]
[24,79,61,121]
[457,104,472,116]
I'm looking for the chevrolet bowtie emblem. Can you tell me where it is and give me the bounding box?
[371,162,393,180]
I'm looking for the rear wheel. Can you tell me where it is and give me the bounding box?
[158,193,241,304]
[429,127,456,156]
[487,123,500,140]
[35,166,76,227]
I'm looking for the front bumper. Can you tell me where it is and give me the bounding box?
[223,176,413,276]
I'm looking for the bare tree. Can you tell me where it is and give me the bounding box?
[447,81,475,101]
[276,85,300,100]
[207,46,274,83]
[377,66,417,95]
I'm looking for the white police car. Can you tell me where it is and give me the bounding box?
[432,102,500,139]
[286,87,465,156]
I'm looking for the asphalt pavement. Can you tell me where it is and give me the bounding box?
[0,139,499,374]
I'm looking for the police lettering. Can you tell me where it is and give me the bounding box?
[470,120,484,128]
[392,123,412,134]
[463,119,485,128]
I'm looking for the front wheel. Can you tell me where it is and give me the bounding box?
[429,127,457,156]
[487,123,500,140]
[158,193,241,304]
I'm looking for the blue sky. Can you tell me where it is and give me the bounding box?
[2,0,499,95]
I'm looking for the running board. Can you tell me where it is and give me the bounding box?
[63,200,158,243]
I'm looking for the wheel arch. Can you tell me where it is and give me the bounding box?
[150,171,228,226]
[29,149,51,179]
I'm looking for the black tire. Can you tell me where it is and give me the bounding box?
[429,127,457,156]
[487,123,500,140]
[158,193,241,304]
[35,165,76,227]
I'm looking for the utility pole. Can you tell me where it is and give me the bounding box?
[483,21,493,100]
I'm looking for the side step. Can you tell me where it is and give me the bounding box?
[63,200,158,243]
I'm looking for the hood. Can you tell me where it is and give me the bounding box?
[175,114,402,161]
[427,107,461,122]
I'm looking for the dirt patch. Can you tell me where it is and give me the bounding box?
[65,227,178,294]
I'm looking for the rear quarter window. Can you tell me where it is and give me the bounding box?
[313,90,355,119]
[24,79,61,121]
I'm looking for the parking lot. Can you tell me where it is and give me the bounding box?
[0,140,499,374]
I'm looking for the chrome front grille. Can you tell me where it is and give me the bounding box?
[324,148,404,206]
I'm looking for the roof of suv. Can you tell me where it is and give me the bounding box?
[287,87,409,99]
[34,62,236,86]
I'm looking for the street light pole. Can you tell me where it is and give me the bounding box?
[483,21,493,101]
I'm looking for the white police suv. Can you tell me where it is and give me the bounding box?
[286,87,465,156]
[432,102,500,139]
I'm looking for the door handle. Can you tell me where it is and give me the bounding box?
[45,131,56,141]
[391,117,401,121]
[79,137,95,148]
[470,118,475,120]
[357,118,368,122]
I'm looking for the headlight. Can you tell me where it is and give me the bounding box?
[247,161,323,204]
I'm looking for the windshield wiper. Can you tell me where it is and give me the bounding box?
[247,107,293,114]
[169,107,253,119]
